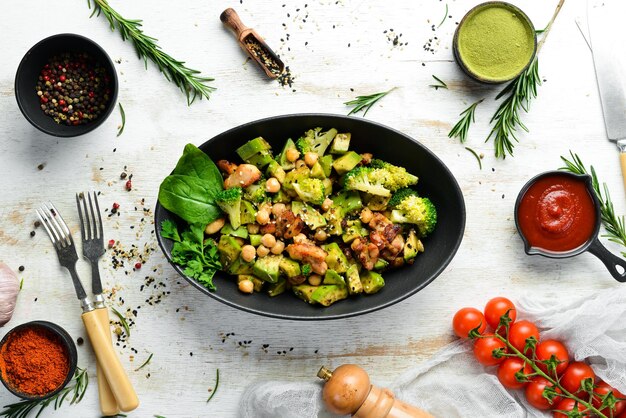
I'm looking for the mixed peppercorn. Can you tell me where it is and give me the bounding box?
[36,52,111,126]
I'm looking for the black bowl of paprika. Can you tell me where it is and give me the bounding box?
[15,33,118,137]
[0,320,77,400]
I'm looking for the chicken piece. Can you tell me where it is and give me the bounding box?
[361,152,373,165]
[381,234,405,261]
[382,223,402,243]
[275,210,305,239]
[224,164,261,189]
[286,243,328,275]
[368,212,393,234]
[351,237,379,271]
[217,159,238,175]
[260,221,276,235]
[369,231,386,251]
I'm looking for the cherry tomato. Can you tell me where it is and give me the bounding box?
[552,398,591,418]
[561,362,595,397]
[592,381,626,416]
[497,357,531,389]
[525,376,562,410]
[484,297,517,330]
[453,307,487,338]
[473,333,507,366]
[535,340,569,377]
[508,320,540,355]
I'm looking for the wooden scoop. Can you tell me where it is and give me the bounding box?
[220,8,285,79]
[318,365,434,418]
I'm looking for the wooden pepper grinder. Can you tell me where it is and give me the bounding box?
[318,365,434,418]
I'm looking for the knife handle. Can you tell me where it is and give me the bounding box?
[620,150,626,193]
[82,310,139,412]
[94,307,120,416]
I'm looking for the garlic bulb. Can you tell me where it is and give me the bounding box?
[0,262,19,327]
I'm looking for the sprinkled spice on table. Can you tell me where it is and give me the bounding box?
[36,52,112,125]
[0,327,69,396]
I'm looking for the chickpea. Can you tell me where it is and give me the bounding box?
[293,233,308,243]
[321,198,333,212]
[261,233,277,248]
[266,177,281,193]
[314,229,328,242]
[295,159,306,169]
[238,280,254,294]
[256,210,270,225]
[361,152,373,165]
[204,217,225,235]
[360,208,374,224]
[271,240,285,255]
[304,152,318,167]
[286,148,300,162]
[241,245,256,262]
[272,203,287,217]
[308,274,322,286]
[257,245,270,257]
[247,223,260,234]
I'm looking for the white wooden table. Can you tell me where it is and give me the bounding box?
[0,0,623,417]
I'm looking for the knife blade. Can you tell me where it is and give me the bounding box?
[588,0,626,190]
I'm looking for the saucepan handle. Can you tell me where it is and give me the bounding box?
[587,238,626,282]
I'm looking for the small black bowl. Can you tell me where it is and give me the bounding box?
[15,33,118,137]
[0,321,78,400]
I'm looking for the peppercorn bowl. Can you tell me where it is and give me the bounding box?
[15,33,118,137]
[155,114,466,320]
[0,321,77,400]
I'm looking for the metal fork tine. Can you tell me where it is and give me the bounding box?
[75,193,87,241]
[81,193,92,240]
[47,202,74,247]
[92,192,103,240]
[87,192,99,240]
[40,205,65,248]
[36,207,61,248]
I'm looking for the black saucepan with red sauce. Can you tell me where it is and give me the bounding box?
[515,171,626,282]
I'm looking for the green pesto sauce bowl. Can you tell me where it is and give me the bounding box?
[453,1,536,84]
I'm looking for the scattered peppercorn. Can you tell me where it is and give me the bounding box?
[120,172,127,179]
[134,262,142,270]
[30,231,36,237]
[108,239,116,248]
[18,266,25,272]
[125,180,132,191]
[37,164,45,170]
[77,337,84,346]
[112,202,120,210]
[34,221,41,228]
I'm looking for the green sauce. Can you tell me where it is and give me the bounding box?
[457,3,535,82]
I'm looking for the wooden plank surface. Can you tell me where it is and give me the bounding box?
[0,0,624,416]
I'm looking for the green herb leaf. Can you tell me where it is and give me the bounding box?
[160,220,181,242]
[111,307,131,338]
[448,99,483,143]
[172,144,223,187]
[345,88,395,116]
[465,147,482,170]
[116,103,125,137]
[438,3,448,28]
[134,353,153,371]
[158,175,222,225]
[207,369,220,403]
[429,75,448,90]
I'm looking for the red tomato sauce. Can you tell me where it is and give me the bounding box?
[517,174,597,253]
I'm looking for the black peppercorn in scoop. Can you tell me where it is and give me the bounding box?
[220,8,285,79]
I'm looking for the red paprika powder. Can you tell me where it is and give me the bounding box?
[0,326,69,396]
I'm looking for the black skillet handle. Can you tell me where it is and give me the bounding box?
[587,238,626,282]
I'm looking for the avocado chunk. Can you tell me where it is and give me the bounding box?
[360,270,385,294]
[267,278,287,297]
[238,275,263,292]
[252,255,283,283]
[249,234,262,247]
[272,188,291,204]
[240,200,257,225]
[220,223,249,239]
[364,193,391,211]
[236,137,272,160]
[311,285,349,306]
[291,201,327,230]
[278,138,297,170]
[293,284,317,303]
[374,258,389,271]
[322,178,333,196]
[310,161,326,179]
[323,207,343,235]
[346,264,363,294]
[330,133,351,154]
[266,160,286,183]
[279,257,301,278]
[218,235,242,268]
[246,150,274,169]
[404,229,424,262]
[227,256,254,275]
[319,155,333,177]
[322,242,350,273]
[331,191,363,217]
[342,220,367,244]
[333,151,362,175]
[323,269,346,286]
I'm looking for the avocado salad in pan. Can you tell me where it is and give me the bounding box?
[158,127,437,307]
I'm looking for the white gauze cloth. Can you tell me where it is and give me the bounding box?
[240,287,626,418]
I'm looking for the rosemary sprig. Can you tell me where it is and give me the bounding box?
[87,0,215,105]
[135,353,153,371]
[448,99,483,143]
[207,369,220,403]
[438,4,449,28]
[465,147,483,170]
[429,75,448,90]
[116,103,125,137]
[345,88,395,116]
[560,151,626,257]
[0,368,88,418]
[111,307,131,338]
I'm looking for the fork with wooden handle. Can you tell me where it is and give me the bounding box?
[36,202,139,412]
[76,191,119,415]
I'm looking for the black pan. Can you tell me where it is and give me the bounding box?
[154,114,466,320]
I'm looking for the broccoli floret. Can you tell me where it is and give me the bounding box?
[331,190,362,218]
[295,127,338,156]
[388,191,437,237]
[343,167,390,197]
[215,187,243,229]
[388,188,420,208]
[293,178,326,205]
[244,181,267,203]
[370,159,418,191]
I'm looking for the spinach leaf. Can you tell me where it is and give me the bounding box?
[173,144,223,188]
[158,175,221,225]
